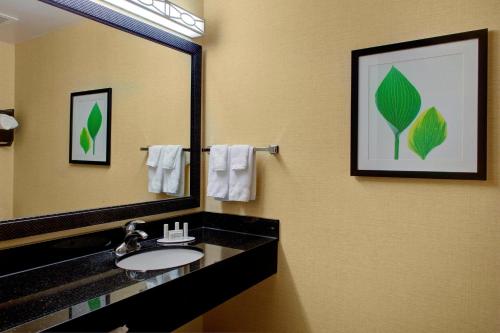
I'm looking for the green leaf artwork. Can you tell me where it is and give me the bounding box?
[87,297,102,311]
[375,66,422,159]
[87,103,103,155]
[79,127,91,154]
[408,106,447,160]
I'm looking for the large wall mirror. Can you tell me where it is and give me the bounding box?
[0,0,201,240]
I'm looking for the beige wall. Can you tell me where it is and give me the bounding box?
[0,41,14,219]
[202,0,500,332]
[13,19,191,219]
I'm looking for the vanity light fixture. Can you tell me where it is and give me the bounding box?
[94,0,204,38]
[0,12,18,25]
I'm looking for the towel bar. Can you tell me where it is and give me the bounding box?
[139,147,191,152]
[140,145,279,155]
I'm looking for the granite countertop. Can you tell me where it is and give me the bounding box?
[0,213,279,332]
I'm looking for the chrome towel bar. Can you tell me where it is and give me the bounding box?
[140,145,279,155]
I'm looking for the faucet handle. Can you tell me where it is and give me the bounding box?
[124,220,146,233]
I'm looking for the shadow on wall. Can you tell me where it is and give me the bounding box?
[204,245,312,332]
[215,152,290,218]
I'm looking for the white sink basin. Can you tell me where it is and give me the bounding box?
[116,247,204,271]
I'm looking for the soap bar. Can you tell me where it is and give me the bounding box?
[169,230,183,239]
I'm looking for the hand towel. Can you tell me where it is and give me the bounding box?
[160,145,180,170]
[207,144,230,199]
[147,145,163,193]
[174,150,187,197]
[162,145,185,196]
[228,145,256,202]
[229,145,249,170]
[210,145,229,171]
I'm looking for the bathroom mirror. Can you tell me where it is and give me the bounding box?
[0,0,201,239]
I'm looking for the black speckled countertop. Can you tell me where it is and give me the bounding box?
[0,212,279,332]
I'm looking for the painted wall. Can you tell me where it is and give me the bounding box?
[202,0,500,332]
[13,19,191,219]
[0,41,14,219]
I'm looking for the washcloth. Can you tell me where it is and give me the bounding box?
[229,145,249,170]
[162,145,185,196]
[147,145,163,193]
[211,145,229,171]
[207,144,230,199]
[147,145,162,167]
[160,145,180,170]
[228,145,256,202]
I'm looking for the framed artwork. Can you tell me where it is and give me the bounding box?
[351,29,487,180]
[70,88,112,165]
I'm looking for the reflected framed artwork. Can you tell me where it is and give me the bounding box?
[351,29,487,180]
[70,88,112,165]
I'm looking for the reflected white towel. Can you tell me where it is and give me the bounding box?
[207,145,230,199]
[211,145,229,171]
[162,145,185,196]
[161,145,180,170]
[147,145,162,167]
[228,145,256,202]
[147,145,163,193]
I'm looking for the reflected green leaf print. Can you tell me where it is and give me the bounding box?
[80,127,91,154]
[87,103,103,155]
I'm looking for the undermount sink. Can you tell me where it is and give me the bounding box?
[116,246,204,271]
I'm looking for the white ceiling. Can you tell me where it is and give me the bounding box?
[0,0,82,44]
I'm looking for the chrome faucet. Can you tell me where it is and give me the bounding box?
[115,220,148,257]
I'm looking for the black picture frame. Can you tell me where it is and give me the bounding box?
[351,29,488,180]
[69,88,112,165]
[0,0,202,241]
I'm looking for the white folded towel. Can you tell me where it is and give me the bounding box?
[229,145,249,170]
[161,145,180,170]
[211,145,229,171]
[147,145,162,167]
[228,145,256,202]
[162,145,185,196]
[147,145,163,193]
[207,144,230,199]
[172,151,187,197]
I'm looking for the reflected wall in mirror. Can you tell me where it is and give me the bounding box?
[0,0,195,221]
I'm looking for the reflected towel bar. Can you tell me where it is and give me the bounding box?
[139,147,192,152]
[140,145,279,155]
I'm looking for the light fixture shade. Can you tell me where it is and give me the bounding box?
[94,0,204,38]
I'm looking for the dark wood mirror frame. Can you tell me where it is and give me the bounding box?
[0,0,202,241]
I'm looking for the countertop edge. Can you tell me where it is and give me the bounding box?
[47,238,279,332]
